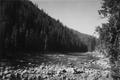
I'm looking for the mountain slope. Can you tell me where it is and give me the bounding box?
[0,0,97,56]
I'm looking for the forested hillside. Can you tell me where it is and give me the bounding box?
[72,30,97,51]
[0,0,97,56]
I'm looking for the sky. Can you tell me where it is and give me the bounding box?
[30,0,106,36]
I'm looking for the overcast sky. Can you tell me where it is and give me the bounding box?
[30,0,106,36]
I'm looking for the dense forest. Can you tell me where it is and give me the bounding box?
[97,0,120,79]
[0,0,97,57]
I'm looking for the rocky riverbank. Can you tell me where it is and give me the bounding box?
[0,52,112,80]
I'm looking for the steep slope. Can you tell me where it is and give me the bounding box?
[0,0,96,56]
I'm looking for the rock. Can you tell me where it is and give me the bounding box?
[47,70,55,76]
[62,69,67,73]
[22,72,29,78]
[66,68,74,73]
[73,68,84,74]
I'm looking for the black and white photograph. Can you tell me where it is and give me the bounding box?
[0,0,119,80]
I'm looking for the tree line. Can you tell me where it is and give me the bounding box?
[0,0,97,57]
